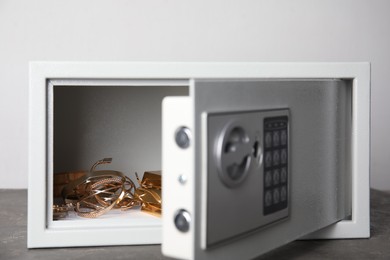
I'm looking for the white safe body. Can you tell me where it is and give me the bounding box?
[28,62,370,260]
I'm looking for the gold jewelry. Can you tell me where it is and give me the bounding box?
[134,171,162,216]
[61,170,126,205]
[54,158,162,219]
[90,158,113,172]
[61,158,141,218]
[114,176,141,210]
[136,171,161,190]
[75,176,126,218]
[53,171,86,198]
[53,204,69,220]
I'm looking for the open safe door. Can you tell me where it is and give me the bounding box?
[162,79,352,260]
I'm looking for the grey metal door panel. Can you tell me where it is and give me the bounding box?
[192,79,351,259]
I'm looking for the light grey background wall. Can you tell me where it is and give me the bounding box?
[0,0,389,190]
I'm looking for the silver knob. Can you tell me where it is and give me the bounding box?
[174,209,191,232]
[175,127,191,149]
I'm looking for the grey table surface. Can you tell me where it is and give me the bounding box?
[1,189,389,260]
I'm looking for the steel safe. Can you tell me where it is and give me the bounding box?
[28,62,370,260]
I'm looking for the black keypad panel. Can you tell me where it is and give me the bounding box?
[263,116,288,215]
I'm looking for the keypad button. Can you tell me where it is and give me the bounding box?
[265,132,272,148]
[273,169,280,185]
[281,130,287,146]
[265,171,272,187]
[281,167,287,183]
[265,152,272,168]
[273,150,280,166]
[273,131,280,147]
[265,191,273,207]
[273,188,280,204]
[281,149,287,164]
[281,186,287,202]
